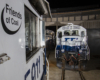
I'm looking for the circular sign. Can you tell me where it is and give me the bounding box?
[1,3,22,34]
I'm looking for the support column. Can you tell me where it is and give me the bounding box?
[55,22,58,46]
[56,24,58,32]
[56,22,58,36]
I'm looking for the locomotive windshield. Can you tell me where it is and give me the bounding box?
[64,30,79,36]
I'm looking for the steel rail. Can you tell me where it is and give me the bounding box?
[79,70,86,80]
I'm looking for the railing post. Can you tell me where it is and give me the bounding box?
[44,48,46,75]
[61,53,65,80]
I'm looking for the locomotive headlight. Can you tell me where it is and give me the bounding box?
[79,49,82,53]
[82,37,87,45]
[83,37,86,42]
[61,49,64,52]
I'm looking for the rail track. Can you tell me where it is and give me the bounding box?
[79,70,86,80]
[61,54,86,80]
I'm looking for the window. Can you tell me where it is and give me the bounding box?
[42,21,45,41]
[72,30,79,36]
[58,32,62,38]
[64,30,79,36]
[64,30,70,35]
[25,7,38,61]
[81,31,85,37]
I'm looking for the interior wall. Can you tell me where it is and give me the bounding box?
[46,26,56,32]
[87,29,100,55]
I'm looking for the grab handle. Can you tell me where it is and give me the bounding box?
[0,53,10,64]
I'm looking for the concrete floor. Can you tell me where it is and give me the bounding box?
[48,50,62,80]
[47,50,100,80]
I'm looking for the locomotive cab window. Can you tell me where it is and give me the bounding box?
[64,30,70,35]
[72,30,79,36]
[81,31,85,37]
[64,30,79,36]
[25,7,38,61]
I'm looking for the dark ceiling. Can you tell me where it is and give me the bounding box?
[47,0,100,9]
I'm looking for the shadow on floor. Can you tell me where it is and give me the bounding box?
[86,54,100,71]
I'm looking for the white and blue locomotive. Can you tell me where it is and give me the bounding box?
[56,23,90,70]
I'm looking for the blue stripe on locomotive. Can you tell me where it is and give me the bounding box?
[56,38,80,52]
[65,38,78,41]
[56,45,81,52]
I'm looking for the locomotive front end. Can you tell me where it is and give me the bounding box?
[56,23,90,70]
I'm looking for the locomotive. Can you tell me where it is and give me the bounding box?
[56,23,90,70]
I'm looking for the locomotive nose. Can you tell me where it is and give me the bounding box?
[65,38,78,46]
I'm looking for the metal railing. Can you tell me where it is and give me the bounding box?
[43,50,49,80]
[46,57,49,80]
[61,53,65,80]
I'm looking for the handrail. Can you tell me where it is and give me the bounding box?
[46,57,49,80]
[43,50,49,80]
[61,54,65,80]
